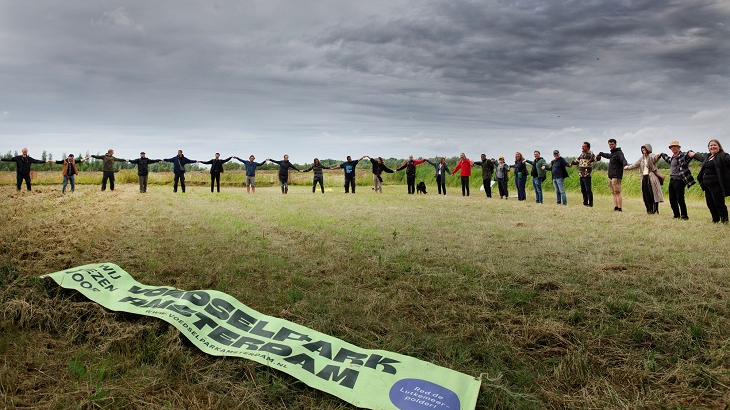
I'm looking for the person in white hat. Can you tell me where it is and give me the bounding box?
[658,141,697,220]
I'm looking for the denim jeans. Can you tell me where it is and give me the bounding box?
[515,177,527,201]
[62,175,75,193]
[553,178,567,205]
[532,177,543,203]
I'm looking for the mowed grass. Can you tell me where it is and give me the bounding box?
[0,183,728,409]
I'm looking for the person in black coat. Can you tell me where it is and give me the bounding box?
[201,153,232,193]
[596,139,628,211]
[695,139,730,223]
[366,156,394,193]
[1,148,46,192]
[270,155,300,194]
[129,152,161,193]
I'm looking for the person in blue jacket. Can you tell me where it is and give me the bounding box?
[163,150,199,193]
[234,155,269,194]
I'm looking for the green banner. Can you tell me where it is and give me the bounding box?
[43,263,481,410]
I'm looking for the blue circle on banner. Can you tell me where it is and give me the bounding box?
[389,378,461,410]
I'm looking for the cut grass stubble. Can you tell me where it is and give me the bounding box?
[0,184,728,409]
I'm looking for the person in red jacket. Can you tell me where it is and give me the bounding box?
[396,155,427,194]
[451,153,474,196]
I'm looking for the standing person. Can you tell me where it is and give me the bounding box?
[695,139,730,223]
[396,155,427,194]
[511,152,528,201]
[51,154,90,193]
[201,153,232,193]
[270,155,299,194]
[301,158,328,193]
[333,155,365,194]
[625,144,664,214]
[495,156,510,199]
[366,156,394,193]
[425,157,450,195]
[129,152,161,193]
[525,151,547,204]
[473,154,495,198]
[91,149,127,191]
[1,148,46,192]
[596,139,628,212]
[163,150,199,193]
[451,153,474,197]
[658,141,696,220]
[233,155,268,194]
[543,150,571,205]
[571,142,596,207]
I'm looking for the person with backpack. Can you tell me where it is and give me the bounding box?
[396,155,427,194]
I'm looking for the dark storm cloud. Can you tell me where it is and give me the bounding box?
[1,0,728,160]
[315,0,729,92]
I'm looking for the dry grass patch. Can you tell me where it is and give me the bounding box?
[1,184,729,409]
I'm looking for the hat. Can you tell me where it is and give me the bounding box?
[553,150,560,154]
[498,155,504,160]
[140,151,145,154]
[668,141,680,148]
[68,154,74,157]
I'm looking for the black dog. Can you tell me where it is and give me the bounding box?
[416,181,427,194]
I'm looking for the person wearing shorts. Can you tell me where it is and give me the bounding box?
[596,139,628,211]
[234,155,268,193]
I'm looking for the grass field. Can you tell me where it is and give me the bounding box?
[0,182,728,409]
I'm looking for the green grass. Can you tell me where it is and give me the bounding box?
[0,184,728,409]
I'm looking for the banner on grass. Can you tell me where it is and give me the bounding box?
[42,263,481,410]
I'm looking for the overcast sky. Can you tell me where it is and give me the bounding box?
[1,0,728,163]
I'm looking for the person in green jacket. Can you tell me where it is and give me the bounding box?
[526,150,547,204]
[91,149,128,191]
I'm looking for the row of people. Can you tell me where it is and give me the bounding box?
[3,139,729,222]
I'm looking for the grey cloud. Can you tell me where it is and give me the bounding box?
[1,0,728,161]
